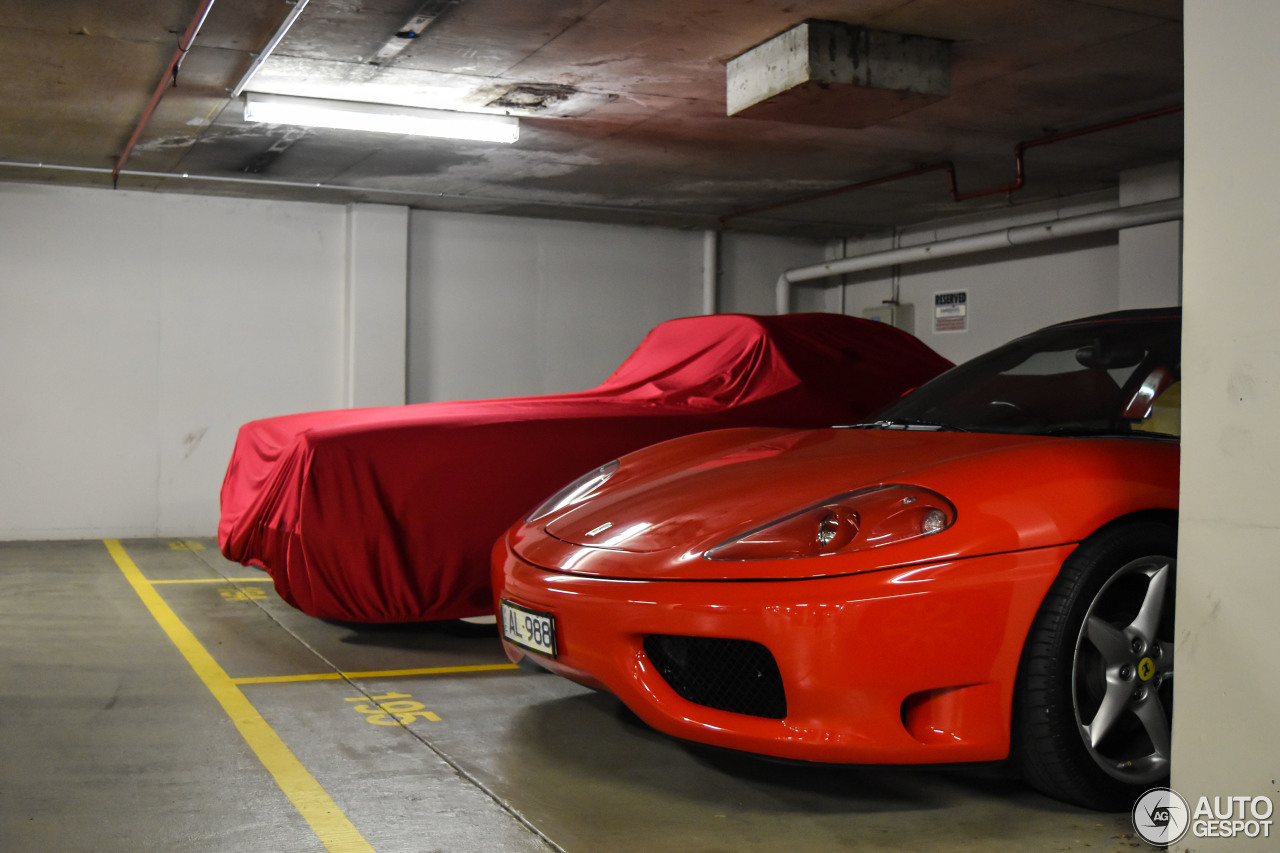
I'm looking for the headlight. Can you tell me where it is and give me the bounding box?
[526,460,620,522]
[704,485,955,561]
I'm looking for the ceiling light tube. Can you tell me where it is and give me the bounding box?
[242,93,519,143]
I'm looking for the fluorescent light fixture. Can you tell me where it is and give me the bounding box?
[243,93,519,143]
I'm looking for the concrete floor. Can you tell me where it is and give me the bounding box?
[0,539,1145,852]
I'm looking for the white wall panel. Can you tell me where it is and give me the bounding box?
[1119,162,1183,310]
[2,173,1182,541]
[408,211,701,402]
[407,213,828,404]
[894,234,1120,363]
[717,232,830,315]
[829,230,1120,363]
[344,203,409,408]
[0,184,346,538]
[815,177,1181,363]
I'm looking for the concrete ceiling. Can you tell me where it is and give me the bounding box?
[0,0,1183,236]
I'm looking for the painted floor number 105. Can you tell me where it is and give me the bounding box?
[500,599,558,658]
[345,693,441,726]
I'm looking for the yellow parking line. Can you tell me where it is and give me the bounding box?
[234,663,520,685]
[105,540,375,853]
[149,577,273,584]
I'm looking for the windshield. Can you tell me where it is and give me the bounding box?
[870,315,1182,438]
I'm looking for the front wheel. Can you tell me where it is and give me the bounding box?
[1011,520,1176,810]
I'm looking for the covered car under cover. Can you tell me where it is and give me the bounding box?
[217,312,952,623]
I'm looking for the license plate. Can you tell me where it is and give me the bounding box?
[500,599,558,658]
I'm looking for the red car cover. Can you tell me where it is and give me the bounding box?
[218,313,951,623]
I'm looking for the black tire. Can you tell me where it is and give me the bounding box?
[1011,519,1176,810]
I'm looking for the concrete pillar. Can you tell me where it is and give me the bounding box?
[344,204,408,408]
[1173,4,1280,851]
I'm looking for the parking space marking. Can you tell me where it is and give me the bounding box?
[233,663,519,685]
[104,539,376,853]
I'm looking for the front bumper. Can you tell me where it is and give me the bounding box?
[494,539,1072,765]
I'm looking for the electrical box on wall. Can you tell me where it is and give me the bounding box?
[862,302,914,332]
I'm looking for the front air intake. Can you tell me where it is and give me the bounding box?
[643,635,787,719]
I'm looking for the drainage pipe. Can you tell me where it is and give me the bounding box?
[0,159,728,222]
[949,105,1184,202]
[722,105,1183,227]
[720,162,954,227]
[111,0,218,186]
[775,197,1182,314]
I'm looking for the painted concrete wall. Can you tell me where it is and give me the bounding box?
[0,187,829,538]
[812,216,1120,364]
[344,204,409,408]
[821,170,1181,365]
[407,212,702,402]
[3,176,1181,544]
[405,212,825,402]
[717,231,833,316]
[1173,5,1280,850]
[0,184,389,538]
[1119,162,1183,311]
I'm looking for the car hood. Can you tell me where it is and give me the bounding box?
[515,426,1178,581]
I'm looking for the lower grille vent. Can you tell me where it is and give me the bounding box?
[643,635,786,719]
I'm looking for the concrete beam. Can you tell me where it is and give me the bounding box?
[727,20,949,129]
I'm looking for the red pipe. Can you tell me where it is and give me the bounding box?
[949,104,1185,202]
[719,161,956,225]
[719,104,1184,225]
[111,0,218,187]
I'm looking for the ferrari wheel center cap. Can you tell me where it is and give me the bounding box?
[1137,656,1156,682]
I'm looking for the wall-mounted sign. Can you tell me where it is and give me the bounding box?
[933,290,968,333]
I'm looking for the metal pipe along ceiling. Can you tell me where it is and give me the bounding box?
[722,105,1184,227]
[111,0,218,186]
[775,197,1183,314]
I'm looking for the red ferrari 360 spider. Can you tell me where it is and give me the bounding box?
[219,312,950,623]
[494,307,1180,810]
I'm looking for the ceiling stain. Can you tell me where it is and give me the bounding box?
[0,0,1183,235]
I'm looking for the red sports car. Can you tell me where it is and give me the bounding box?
[494,307,1180,810]
[219,312,950,623]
